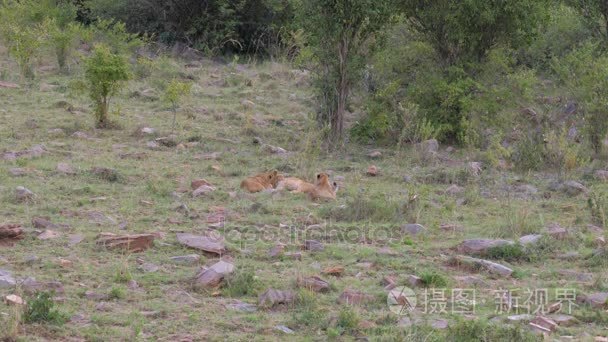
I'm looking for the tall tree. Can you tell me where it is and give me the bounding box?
[299,0,393,145]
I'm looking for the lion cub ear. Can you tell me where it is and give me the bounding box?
[272,170,278,176]
[316,173,321,179]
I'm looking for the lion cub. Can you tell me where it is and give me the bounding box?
[308,172,337,201]
[276,177,316,194]
[241,170,280,193]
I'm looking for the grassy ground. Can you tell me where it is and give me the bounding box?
[0,50,607,341]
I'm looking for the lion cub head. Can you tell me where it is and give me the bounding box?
[241,170,280,192]
[309,172,337,201]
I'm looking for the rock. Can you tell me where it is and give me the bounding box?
[48,128,65,136]
[368,151,382,159]
[72,131,90,139]
[285,252,302,260]
[402,223,426,235]
[15,186,35,202]
[32,217,58,229]
[68,234,85,246]
[303,240,324,252]
[468,162,482,176]
[549,314,577,327]
[85,291,109,301]
[227,301,257,312]
[558,270,593,283]
[519,234,542,245]
[170,254,201,265]
[4,294,25,305]
[453,275,489,287]
[297,276,330,292]
[581,292,608,308]
[546,224,568,240]
[90,167,120,182]
[595,236,606,247]
[562,180,588,196]
[38,230,61,240]
[258,289,295,308]
[440,223,463,232]
[0,81,20,88]
[139,263,159,273]
[194,260,235,289]
[263,144,288,154]
[274,325,294,334]
[176,233,226,255]
[241,99,255,108]
[57,162,76,175]
[191,179,212,190]
[9,168,29,176]
[268,244,285,258]
[457,239,514,255]
[420,139,439,153]
[0,269,16,288]
[452,255,513,277]
[96,233,155,253]
[408,275,423,287]
[192,185,216,197]
[431,319,449,329]
[127,280,139,290]
[0,224,24,244]
[529,316,558,333]
[507,314,534,322]
[366,165,378,176]
[445,184,465,196]
[146,141,159,149]
[594,170,608,181]
[140,127,155,135]
[59,258,72,268]
[322,266,344,276]
[22,278,64,294]
[403,175,413,183]
[338,289,375,305]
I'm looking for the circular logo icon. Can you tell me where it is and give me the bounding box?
[387,286,417,315]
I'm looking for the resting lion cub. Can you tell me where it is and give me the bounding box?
[308,172,337,201]
[276,177,316,193]
[241,170,280,193]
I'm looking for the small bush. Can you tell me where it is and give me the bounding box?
[108,286,126,300]
[84,44,131,128]
[24,292,68,325]
[223,268,258,297]
[291,289,327,329]
[419,271,449,288]
[336,307,360,333]
[588,190,608,227]
[486,243,530,262]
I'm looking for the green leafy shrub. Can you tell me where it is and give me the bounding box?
[84,44,131,128]
[163,79,192,131]
[25,292,68,325]
[419,271,449,288]
[486,243,530,262]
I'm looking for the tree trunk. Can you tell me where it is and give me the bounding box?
[332,34,349,144]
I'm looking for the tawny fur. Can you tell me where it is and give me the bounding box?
[276,177,316,194]
[240,170,280,193]
[308,173,337,201]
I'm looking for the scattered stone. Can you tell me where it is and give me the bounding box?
[420,139,439,153]
[303,240,324,252]
[241,99,255,108]
[90,167,120,182]
[146,141,159,149]
[402,223,426,235]
[519,234,542,245]
[140,127,156,135]
[322,266,344,276]
[549,314,577,327]
[285,252,302,260]
[38,230,61,240]
[562,180,588,196]
[453,275,489,287]
[85,291,109,301]
[263,144,288,154]
[546,224,568,240]
[440,223,463,232]
[457,239,514,255]
[580,292,608,309]
[507,314,534,322]
[258,288,295,308]
[192,185,216,197]
[558,270,593,283]
[227,301,257,313]
[268,244,285,258]
[0,269,16,288]
[139,262,159,273]
[431,319,449,330]
[0,224,24,244]
[4,294,25,305]
[9,168,29,176]
[529,316,558,333]
[24,255,40,265]
[22,278,64,294]
[594,170,608,181]
[170,254,201,265]
[408,275,423,287]
[445,184,465,196]
[127,280,139,290]
[595,236,606,247]
[68,234,85,246]
[96,233,155,252]
[15,186,35,202]
[274,325,294,334]
[452,255,513,277]
[191,179,212,190]
[468,162,482,176]
[297,276,330,292]
[338,289,375,305]
[0,81,20,88]
[32,217,58,229]
[176,233,226,255]
[366,165,378,176]
[72,131,90,139]
[57,162,76,175]
[368,151,382,159]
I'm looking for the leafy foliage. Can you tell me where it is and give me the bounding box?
[84,44,131,127]
[25,292,68,325]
